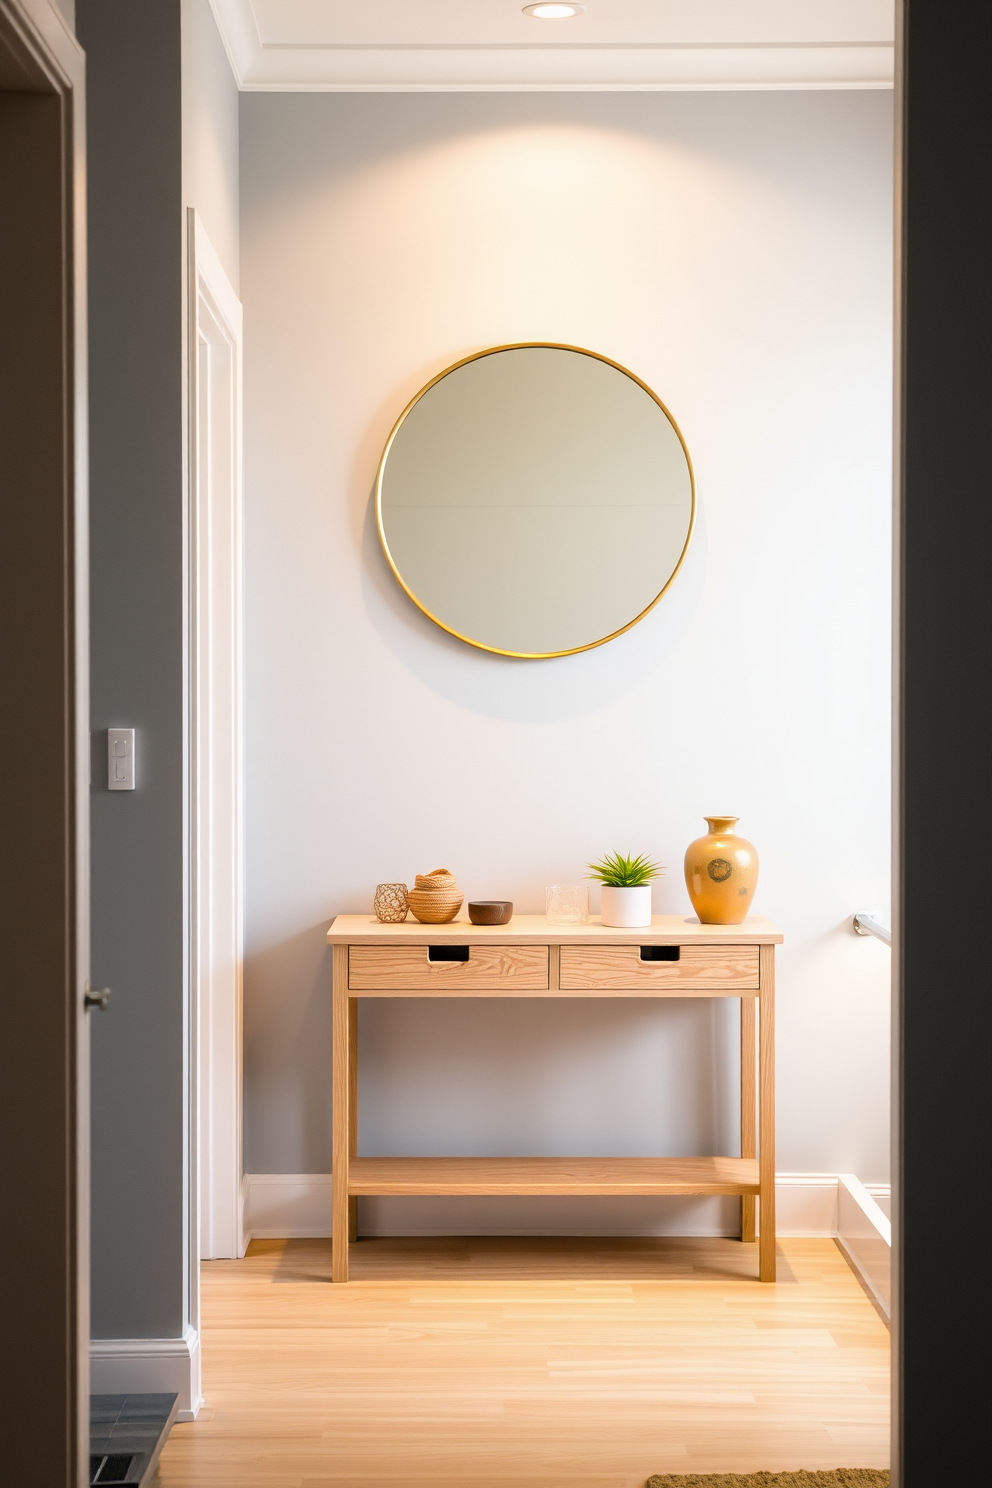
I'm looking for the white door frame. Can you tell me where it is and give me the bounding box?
[188,209,245,1262]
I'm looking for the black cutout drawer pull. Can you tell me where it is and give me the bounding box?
[428,945,470,962]
[640,945,680,961]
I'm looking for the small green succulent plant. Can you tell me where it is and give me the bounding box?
[587,851,664,887]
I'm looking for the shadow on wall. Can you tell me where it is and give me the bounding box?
[358,992,739,1159]
[243,922,334,1174]
[359,482,708,723]
[243,916,741,1178]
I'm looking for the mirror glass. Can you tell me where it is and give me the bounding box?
[376,345,695,657]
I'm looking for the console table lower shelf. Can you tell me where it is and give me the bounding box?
[347,1156,760,1196]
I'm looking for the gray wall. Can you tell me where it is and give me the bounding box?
[240,90,893,1226]
[78,0,186,1340]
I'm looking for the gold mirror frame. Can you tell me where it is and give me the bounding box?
[374,342,696,659]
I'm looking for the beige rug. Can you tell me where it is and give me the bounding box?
[647,1473,889,1488]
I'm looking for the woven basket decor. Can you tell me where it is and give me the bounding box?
[406,868,464,924]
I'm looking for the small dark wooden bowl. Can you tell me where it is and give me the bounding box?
[467,900,513,926]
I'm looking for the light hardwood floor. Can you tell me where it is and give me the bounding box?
[155,1237,889,1488]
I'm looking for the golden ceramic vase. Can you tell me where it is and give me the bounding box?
[684,816,758,925]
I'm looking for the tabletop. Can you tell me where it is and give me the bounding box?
[327,913,783,946]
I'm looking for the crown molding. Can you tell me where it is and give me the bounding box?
[208,2,893,92]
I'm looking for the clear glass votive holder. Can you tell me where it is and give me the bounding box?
[545,884,589,925]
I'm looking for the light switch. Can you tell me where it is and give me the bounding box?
[108,728,135,790]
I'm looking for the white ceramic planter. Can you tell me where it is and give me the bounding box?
[599,884,653,928]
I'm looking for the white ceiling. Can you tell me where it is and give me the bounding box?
[209,0,895,91]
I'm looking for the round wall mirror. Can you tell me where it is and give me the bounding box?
[375,343,695,659]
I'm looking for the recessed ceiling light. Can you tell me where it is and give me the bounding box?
[523,4,585,18]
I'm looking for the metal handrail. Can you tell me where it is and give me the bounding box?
[853,911,891,946]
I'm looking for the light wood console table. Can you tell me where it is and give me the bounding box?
[326,914,782,1283]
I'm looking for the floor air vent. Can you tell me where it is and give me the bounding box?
[90,1454,136,1484]
[90,1391,178,1486]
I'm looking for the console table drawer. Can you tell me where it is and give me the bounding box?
[559,944,759,992]
[349,944,549,992]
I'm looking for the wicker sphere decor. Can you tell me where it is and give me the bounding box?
[373,883,409,923]
[406,868,464,924]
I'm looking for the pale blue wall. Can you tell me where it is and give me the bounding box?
[239,90,894,1226]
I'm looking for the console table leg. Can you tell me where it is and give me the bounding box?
[332,951,350,1282]
[758,944,776,1282]
[740,995,756,1244]
[348,995,358,1243]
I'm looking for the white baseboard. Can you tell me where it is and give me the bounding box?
[240,1171,252,1256]
[243,1171,891,1244]
[90,1325,202,1421]
[772,1172,841,1235]
[836,1172,891,1317]
[245,1171,333,1241]
[863,1181,891,1219]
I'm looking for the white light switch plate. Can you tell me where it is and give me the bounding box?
[108,728,135,790]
